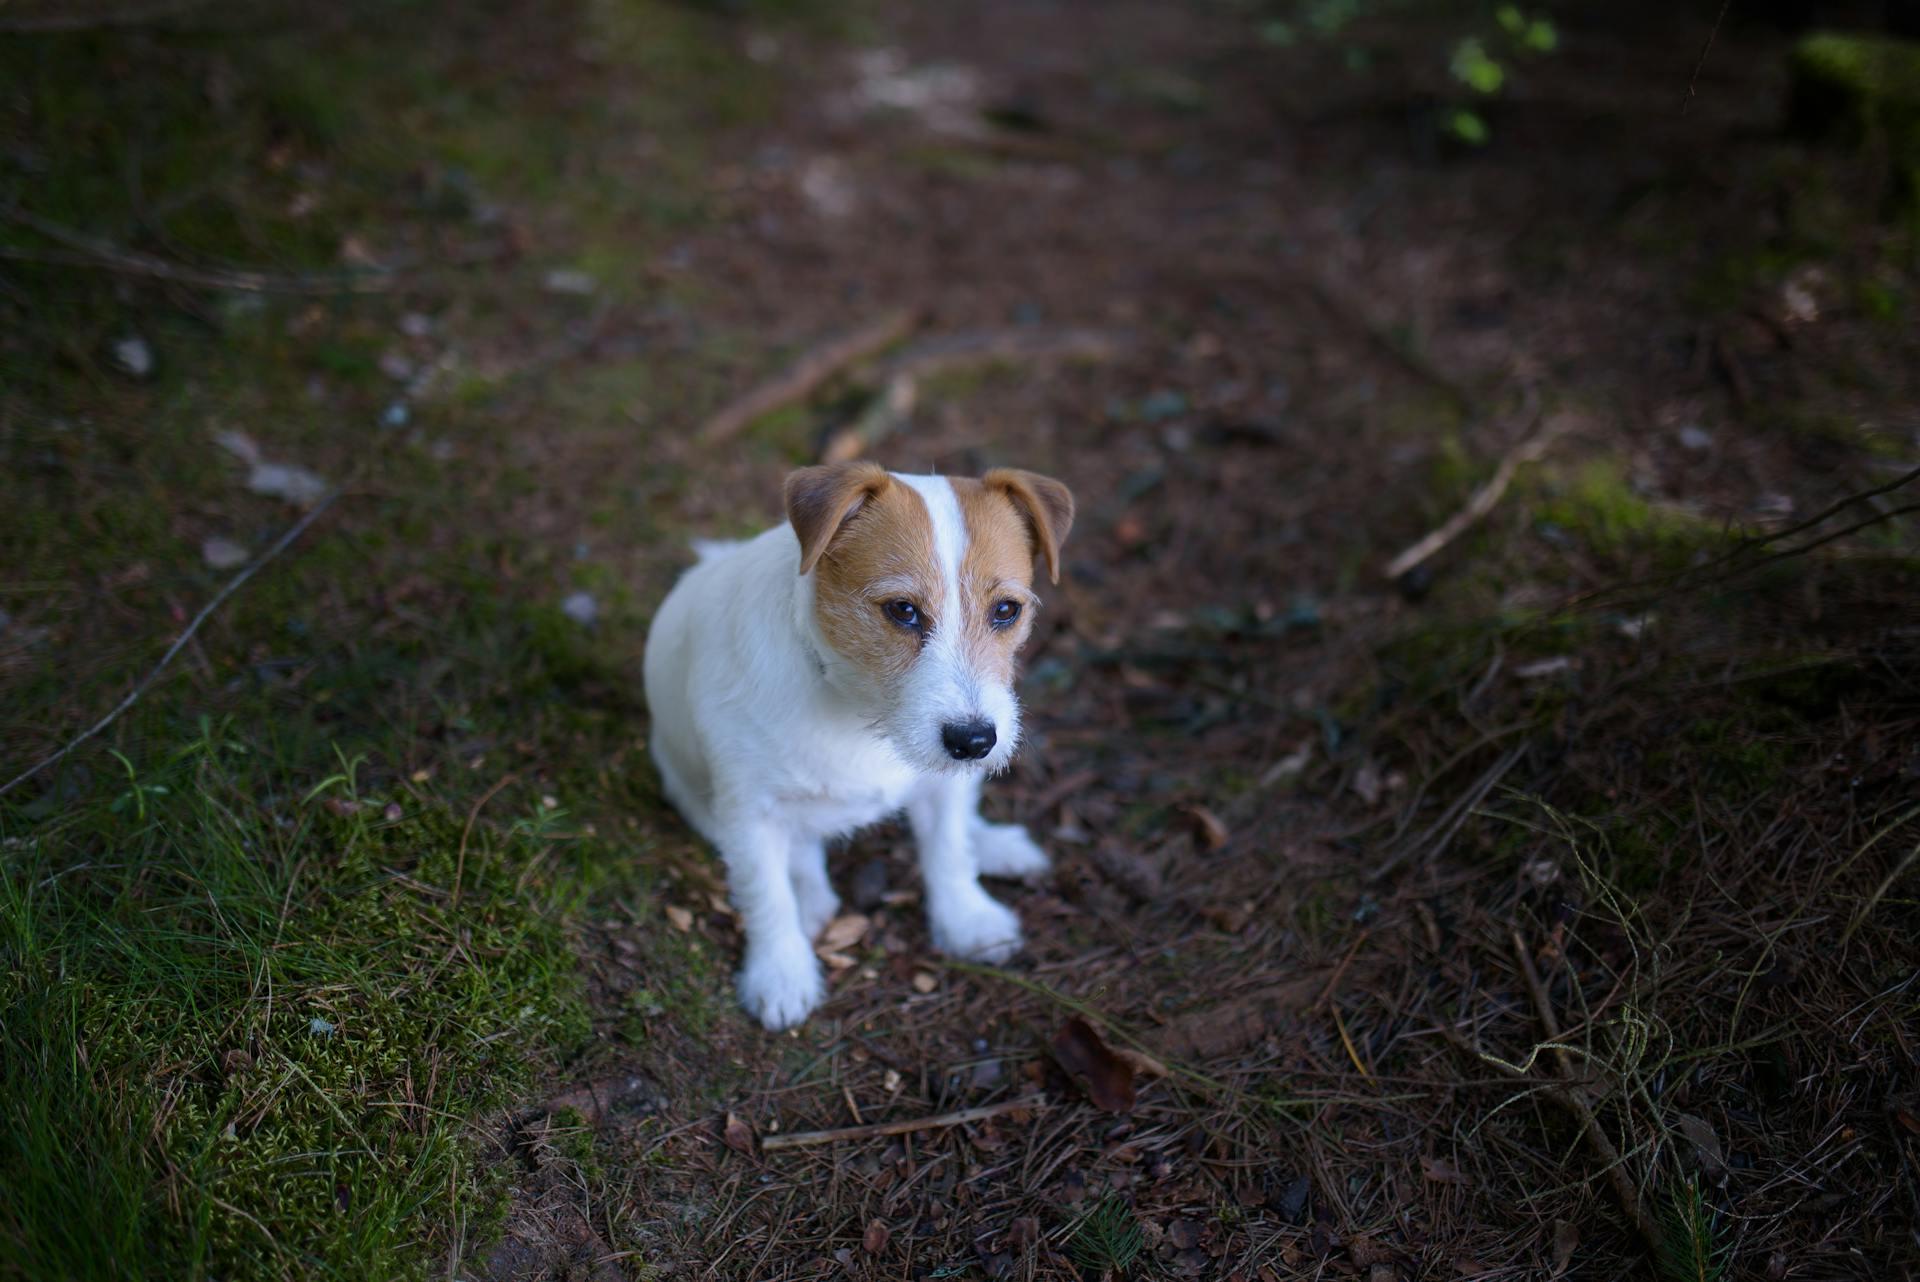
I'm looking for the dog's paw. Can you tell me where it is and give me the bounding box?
[971,821,1051,880]
[930,892,1023,965]
[737,941,825,1030]
[793,880,841,942]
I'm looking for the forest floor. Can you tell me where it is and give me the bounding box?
[3,1,1919,1279]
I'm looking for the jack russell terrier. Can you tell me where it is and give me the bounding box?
[643,462,1074,1028]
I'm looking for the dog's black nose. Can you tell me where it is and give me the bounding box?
[941,720,997,761]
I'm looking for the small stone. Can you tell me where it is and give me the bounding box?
[378,349,416,382]
[110,335,154,379]
[398,312,434,338]
[543,268,598,295]
[381,401,410,429]
[911,971,938,993]
[201,537,250,570]
[1677,424,1713,453]
[561,591,598,626]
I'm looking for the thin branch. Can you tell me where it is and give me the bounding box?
[0,493,338,799]
[1511,931,1665,1257]
[759,1094,1046,1151]
[0,210,392,294]
[1382,394,1553,580]
[1681,0,1734,116]
[697,309,920,445]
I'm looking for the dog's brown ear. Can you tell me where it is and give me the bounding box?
[784,461,892,576]
[984,468,1075,584]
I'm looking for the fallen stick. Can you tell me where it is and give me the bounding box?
[1510,931,1664,1257]
[816,327,1130,462]
[0,493,339,799]
[1,210,392,294]
[759,1094,1046,1152]
[1381,400,1557,581]
[698,309,919,446]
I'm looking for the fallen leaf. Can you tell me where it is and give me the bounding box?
[1550,1220,1578,1276]
[863,1219,890,1253]
[1049,1016,1136,1112]
[665,905,694,932]
[818,913,871,952]
[1420,1154,1472,1185]
[820,951,858,971]
[1183,804,1229,850]
[1676,1112,1725,1175]
[1112,1046,1171,1079]
[1167,1219,1203,1249]
[722,1111,755,1154]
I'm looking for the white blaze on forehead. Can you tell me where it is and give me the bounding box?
[894,474,966,632]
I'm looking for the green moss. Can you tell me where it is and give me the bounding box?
[1533,457,1717,562]
[1791,32,1920,207]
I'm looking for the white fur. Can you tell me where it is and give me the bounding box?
[643,474,1048,1030]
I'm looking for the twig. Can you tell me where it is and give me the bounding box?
[1510,931,1664,1256]
[1681,0,1733,116]
[1558,464,1920,619]
[816,327,1130,462]
[1,210,392,294]
[820,369,916,464]
[453,773,518,910]
[1382,398,1555,580]
[697,309,919,445]
[759,1094,1046,1151]
[0,493,338,799]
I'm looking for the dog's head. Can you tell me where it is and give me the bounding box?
[785,462,1074,775]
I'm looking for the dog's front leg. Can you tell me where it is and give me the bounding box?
[721,819,825,1029]
[908,774,1023,964]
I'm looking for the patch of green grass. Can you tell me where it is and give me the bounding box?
[0,730,592,1279]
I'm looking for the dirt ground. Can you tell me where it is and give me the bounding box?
[4,0,1919,1279]
[472,3,1920,1279]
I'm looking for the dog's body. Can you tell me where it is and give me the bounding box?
[644,463,1073,1028]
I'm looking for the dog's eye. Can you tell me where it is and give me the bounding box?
[883,599,921,629]
[990,600,1022,628]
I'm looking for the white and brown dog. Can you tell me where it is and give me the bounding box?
[643,462,1074,1029]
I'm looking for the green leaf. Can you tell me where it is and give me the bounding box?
[1525,18,1558,52]
[1446,108,1490,145]
[1496,4,1526,34]
[1450,38,1506,94]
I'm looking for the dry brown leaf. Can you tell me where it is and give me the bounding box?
[664,904,694,932]
[1049,1016,1136,1112]
[1183,803,1229,850]
[1550,1220,1579,1276]
[721,1111,755,1155]
[817,913,871,952]
[1420,1154,1472,1186]
[863,1218,890,1254]
[1112,1046,1171,1080]
[819,950,858,971]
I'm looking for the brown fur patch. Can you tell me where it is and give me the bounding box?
[952,477,1043,683]
[811,480,938,684]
